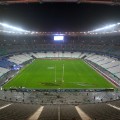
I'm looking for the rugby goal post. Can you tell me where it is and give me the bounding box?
[54,64,64,83]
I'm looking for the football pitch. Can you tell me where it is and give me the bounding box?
[3,59,115,89]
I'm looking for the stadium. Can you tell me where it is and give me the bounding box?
[0,0,120,120]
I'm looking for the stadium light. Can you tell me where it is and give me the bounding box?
[0,22,30,32]
[88,22,120,34]
[93,24,116,32]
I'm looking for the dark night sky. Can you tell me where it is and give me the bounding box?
[0,3,120,32]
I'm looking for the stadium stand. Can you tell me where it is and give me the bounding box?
[0,35,120,58]
[0,67,9,77]
[79,102,120,120]
[59,105,82,120]
[0,32,120,120]
[85,54,120,79]
[8,54,32,65]
[1,99,120,120]
[30,52,82,58]
[0,59,15,69]
[38,105,58,120]
[0,100,40,120]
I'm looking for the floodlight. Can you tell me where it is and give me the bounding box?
[94,24,116,32]
[0,22,29,32]
[90,23,120,34]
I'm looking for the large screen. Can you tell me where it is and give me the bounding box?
[54,36,64,41]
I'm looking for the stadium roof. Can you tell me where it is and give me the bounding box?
[0,0,120,5]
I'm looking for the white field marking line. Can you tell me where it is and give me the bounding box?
[84,60,118,87]
[62,64,64,83]
[55,64,64,83]
[28,106,44,120]
[55,64,56,83]
[23,63,34,87]
[75,106,92,120]
[107,103,120,111]
[3,62,31,88]
[0,103,12,110]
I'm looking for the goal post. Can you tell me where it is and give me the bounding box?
[54,64,56,83]
[54,64,64,83]
[62,64,64,83]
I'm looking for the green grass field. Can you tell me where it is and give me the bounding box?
[3,59,115,89]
